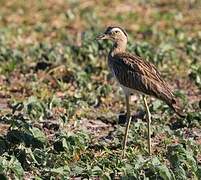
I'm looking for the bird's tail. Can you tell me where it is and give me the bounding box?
[170,98,186,118]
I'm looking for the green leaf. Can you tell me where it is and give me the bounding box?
[185,149,197,172]
[92,166,102,175]
[102,173,111,180]
[151,157,174,180]
[196,167,201,179]
[30,127,47,143]
[33,176,43,180]
[151,99,163,111]
[168,144,197,179]
[9,156,24,179]
[157,164,174,180]
[0,161,5,173]
[51,165,70,175]
[174,165,186,180]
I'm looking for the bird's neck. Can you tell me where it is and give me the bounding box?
[110,39,127,56]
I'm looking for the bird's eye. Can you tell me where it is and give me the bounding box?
[115,31,118,33]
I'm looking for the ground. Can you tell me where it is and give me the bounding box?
[0,0,201,179]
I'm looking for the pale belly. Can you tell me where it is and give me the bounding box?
[120,84,144,96]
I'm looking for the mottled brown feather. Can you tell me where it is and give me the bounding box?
[109,52,184,117]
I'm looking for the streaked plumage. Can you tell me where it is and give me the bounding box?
[97,26,185,157]
[108,52,184,117]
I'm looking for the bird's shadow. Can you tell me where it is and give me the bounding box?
[118,110,146,125]
[89,110,146,152]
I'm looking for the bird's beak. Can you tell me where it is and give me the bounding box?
[96,33,108,40]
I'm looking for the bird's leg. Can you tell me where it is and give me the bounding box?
[143,95,151,155]
[122,95,131,158]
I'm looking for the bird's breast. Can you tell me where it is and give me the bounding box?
[108,62,142,96]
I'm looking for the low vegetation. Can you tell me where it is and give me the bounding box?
[0,0,200,179]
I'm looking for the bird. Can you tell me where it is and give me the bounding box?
[96,26,185,157]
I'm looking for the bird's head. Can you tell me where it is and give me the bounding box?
[97,26,128,43]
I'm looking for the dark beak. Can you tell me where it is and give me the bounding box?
[96,33,108,40]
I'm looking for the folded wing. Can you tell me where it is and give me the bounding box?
[110,53,185,117]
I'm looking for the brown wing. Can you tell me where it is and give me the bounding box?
[110,53,175,105]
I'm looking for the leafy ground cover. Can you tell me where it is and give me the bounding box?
[0,0,201,179]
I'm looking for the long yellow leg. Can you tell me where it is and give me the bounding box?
[122,95,131,158]
[143,95,151,155]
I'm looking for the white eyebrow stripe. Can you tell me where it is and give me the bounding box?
[111,27,122,32]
